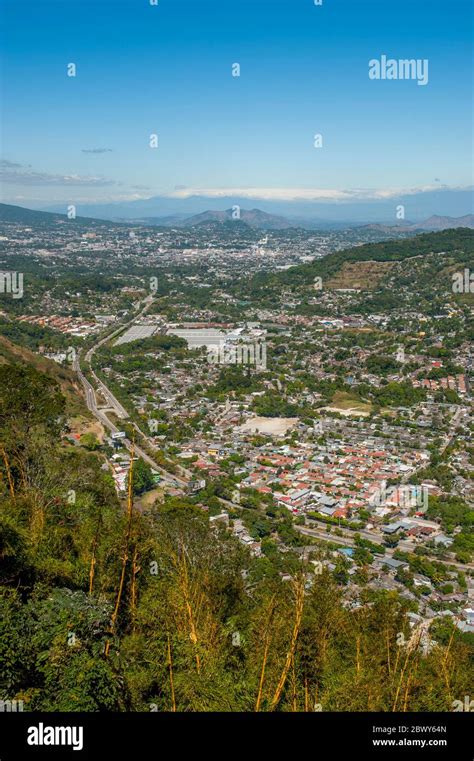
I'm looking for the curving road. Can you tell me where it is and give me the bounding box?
[74,295,188,488]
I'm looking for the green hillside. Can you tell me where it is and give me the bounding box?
[0,335,87,417]
[0,202,125,229]
[248,228,474,291]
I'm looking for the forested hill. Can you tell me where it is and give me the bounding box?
[0,335,86,416]
[0,202,125,229]
[248,228,474,292]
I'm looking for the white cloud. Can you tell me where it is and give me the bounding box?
[0,169,118,187]
[165,185,469,202]
[0,159,121,187]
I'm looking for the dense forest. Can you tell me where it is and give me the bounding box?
[1,362,473,712]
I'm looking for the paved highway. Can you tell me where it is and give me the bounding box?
[74,296,187,489]
[296,523,474,572]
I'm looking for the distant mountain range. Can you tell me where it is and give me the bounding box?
[360,215,474,233]
[0,202,473,233]
[130,208,294,230]
[123,211,474,232]
[37,186,473,227]
[412,214,474,230]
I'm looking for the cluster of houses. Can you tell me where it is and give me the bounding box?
[109,451,132,493]
[187,435,430,521]
[413,374,467,395]
[19,313,103,338]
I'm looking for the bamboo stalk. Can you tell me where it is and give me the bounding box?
[88,516,101,595]
[269,578,305,711]
[403,672,414,712]
[88,551,96,596]
[255,631,271,711]
[392,641,401,681]
[12,451,27,492]
[356,635,361,677]
[443,630,455,665]
[440,630,455,700]
[167,634,176,712]
[392,628,422,711]
[255,594,276,711]
[0,446,15,499]
[105,441,135,657]
[291,655,298,712]
[314,687,320,712]
[179,547,201,673]
[130,546,140,629]
[30,496,45,546]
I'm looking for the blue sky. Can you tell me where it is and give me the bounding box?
[0,0,473,215]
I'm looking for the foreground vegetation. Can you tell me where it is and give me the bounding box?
[1,364,472,712]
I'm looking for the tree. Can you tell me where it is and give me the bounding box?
[79,432,100,451]
[129,458,154,495]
